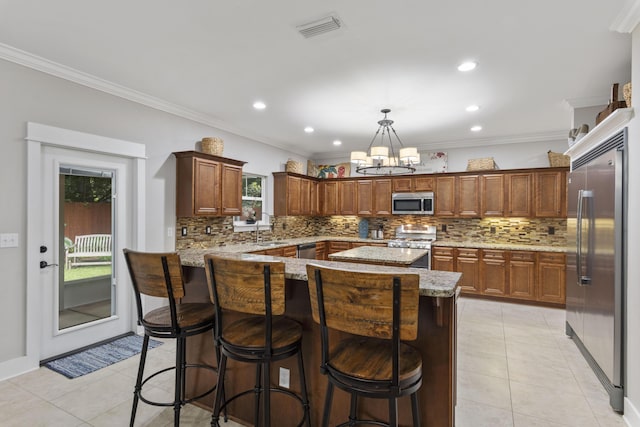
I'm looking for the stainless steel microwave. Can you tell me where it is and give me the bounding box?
[392,192,434,215]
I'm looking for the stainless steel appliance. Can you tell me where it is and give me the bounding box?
[392,192,434,215]
[387,224,437,269]
[566,129,626,412]
[297,242,317,259]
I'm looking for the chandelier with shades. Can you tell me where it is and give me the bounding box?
[350,108,420,175]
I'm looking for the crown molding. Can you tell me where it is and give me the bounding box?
[0,42,312,157]
[562,96,608,110]
[610,0,640,33]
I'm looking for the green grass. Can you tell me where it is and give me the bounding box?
[64,265,112,282]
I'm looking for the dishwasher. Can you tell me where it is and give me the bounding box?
[297,242,317,259]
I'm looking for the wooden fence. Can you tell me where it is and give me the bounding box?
[63,202,111,241]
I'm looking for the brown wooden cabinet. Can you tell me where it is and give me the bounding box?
[537,252,566,304]
[339,180,357,215]
[481,249,507,296]
[356,180,373,216]
[436,175,480,218]
[327,241,350,256]
[508,251,536,300]
[315,241,326,260]
[458,175,481,217]
[373,178,392,215]
[174,151,245,217]
[535,171,567,218]
[392,176,434,192]
[273,172,318,216]
[456,248,480,294]
[506,173,533,217]
[321,180,339,215]
[432,247,455,272]
[435,176,456,217]
[481,174,505,217]
[435,245,566,305]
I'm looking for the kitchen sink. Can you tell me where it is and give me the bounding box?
[256,241,290,247]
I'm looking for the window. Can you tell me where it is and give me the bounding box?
[234,174,269,231]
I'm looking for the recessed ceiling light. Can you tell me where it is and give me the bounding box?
[470,125,483,132]
[253,101,266,110]
[458,61,477,72]
[333,140,342,146]
[466,105,480,112]
[304,126,314,133]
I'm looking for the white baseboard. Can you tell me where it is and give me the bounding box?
[0,355,39,382]
[625,397,640,427]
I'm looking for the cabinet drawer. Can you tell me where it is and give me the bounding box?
[456,248,479,258]
[538,252,565,264]
[510,251,535,262]
[482,250,506,259]
[329,241,351,251]
[432,247,454,256]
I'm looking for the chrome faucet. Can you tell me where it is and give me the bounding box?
[256,212,273,243]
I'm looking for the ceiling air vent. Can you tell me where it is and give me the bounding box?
[297,15,342,38]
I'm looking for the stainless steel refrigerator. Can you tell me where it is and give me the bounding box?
[566,128,626,412]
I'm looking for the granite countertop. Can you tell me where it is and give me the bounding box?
[328,246,429,265]
[179,248,461,298]
[198,235,565,254]
[432,241,566,253]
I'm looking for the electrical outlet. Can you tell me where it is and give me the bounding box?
[279,367,290,389]
[441,224,447,232]
[490,226,496,234]
[344,224,349,230]
[548,226,555,235]
[0,233,19,248]
[205,225,212,235]
[181,227,188,236]
[167,227,174,238]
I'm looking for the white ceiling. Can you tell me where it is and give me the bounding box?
[0,1,632,158]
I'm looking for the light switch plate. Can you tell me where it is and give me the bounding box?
[0,233,19,248]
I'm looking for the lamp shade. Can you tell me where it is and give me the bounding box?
[350,151,368,164]
[399,147,419,162]
[370,146,389,160]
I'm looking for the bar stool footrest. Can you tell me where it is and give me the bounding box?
[138,364,218,407]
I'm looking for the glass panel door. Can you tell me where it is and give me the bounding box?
[58,167,114,330]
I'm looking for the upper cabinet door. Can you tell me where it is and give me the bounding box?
[193,157,220,216]
[457,175,480,217]
[481,174,504,217]
[435,176,456,217]
[506,173,533,217]
[373,179,392,215]
[535,171,566,217]
[356,180,373,216]
[220,163,243,215]
[339,180,357,215]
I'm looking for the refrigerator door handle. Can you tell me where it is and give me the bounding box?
[577,189,593,286]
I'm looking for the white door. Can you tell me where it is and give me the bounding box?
[39,146,134,360]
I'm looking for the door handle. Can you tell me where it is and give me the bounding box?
[40,261,59,269]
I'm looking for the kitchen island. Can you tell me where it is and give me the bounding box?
[328,246,429,267]
[179,249,461,427]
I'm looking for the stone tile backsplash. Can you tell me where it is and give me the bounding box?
[176,215,566,250]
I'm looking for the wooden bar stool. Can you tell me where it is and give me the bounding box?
[123,249,219,427]
[204,255,311,427]
[306,263,423,427]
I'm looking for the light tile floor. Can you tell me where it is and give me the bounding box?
[0,297,627,426]
[456,297,626,427]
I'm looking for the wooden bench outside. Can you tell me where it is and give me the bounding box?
[67,234,112,268]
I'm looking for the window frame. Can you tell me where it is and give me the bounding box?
[233,173,270,233]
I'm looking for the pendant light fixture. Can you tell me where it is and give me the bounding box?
[350,109,419,175]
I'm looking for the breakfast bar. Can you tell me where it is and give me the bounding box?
[179,248,461,427]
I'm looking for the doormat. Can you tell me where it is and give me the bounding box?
[44,335,163,379]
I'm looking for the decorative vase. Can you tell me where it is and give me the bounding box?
[358,218,369,239]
